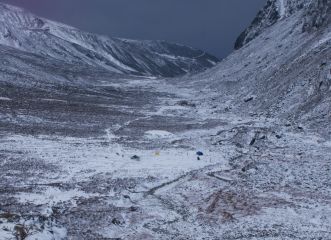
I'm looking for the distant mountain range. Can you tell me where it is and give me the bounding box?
[0,3,219,78]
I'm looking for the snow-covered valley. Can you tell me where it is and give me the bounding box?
[1,75,329,239]
[0,0,330,239]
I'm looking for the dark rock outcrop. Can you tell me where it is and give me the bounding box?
[235,0,331,50]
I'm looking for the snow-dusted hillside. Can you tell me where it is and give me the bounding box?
[184,0,331,136]
[0,3,218,77]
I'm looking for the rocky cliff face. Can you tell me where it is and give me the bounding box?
[302,0,331,31]
[235,0,280,50]
[235,0,331,49]
[0,3,219,78]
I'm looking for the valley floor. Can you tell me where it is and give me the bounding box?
[0,77,330,239]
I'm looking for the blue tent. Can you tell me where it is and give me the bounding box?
[196,151,204,156]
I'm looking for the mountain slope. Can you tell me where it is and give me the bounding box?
[0,3,219,77]
[183,0,331,136]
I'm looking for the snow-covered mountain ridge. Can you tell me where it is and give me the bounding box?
[235,0,331,49]
[0,3,219,77]
[179,0,331,135]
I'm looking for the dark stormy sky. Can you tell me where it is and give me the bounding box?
[0,0,266,58]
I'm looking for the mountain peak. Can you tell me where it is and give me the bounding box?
[235,0,331,49]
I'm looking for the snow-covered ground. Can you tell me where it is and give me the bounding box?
[1,76,330,238]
